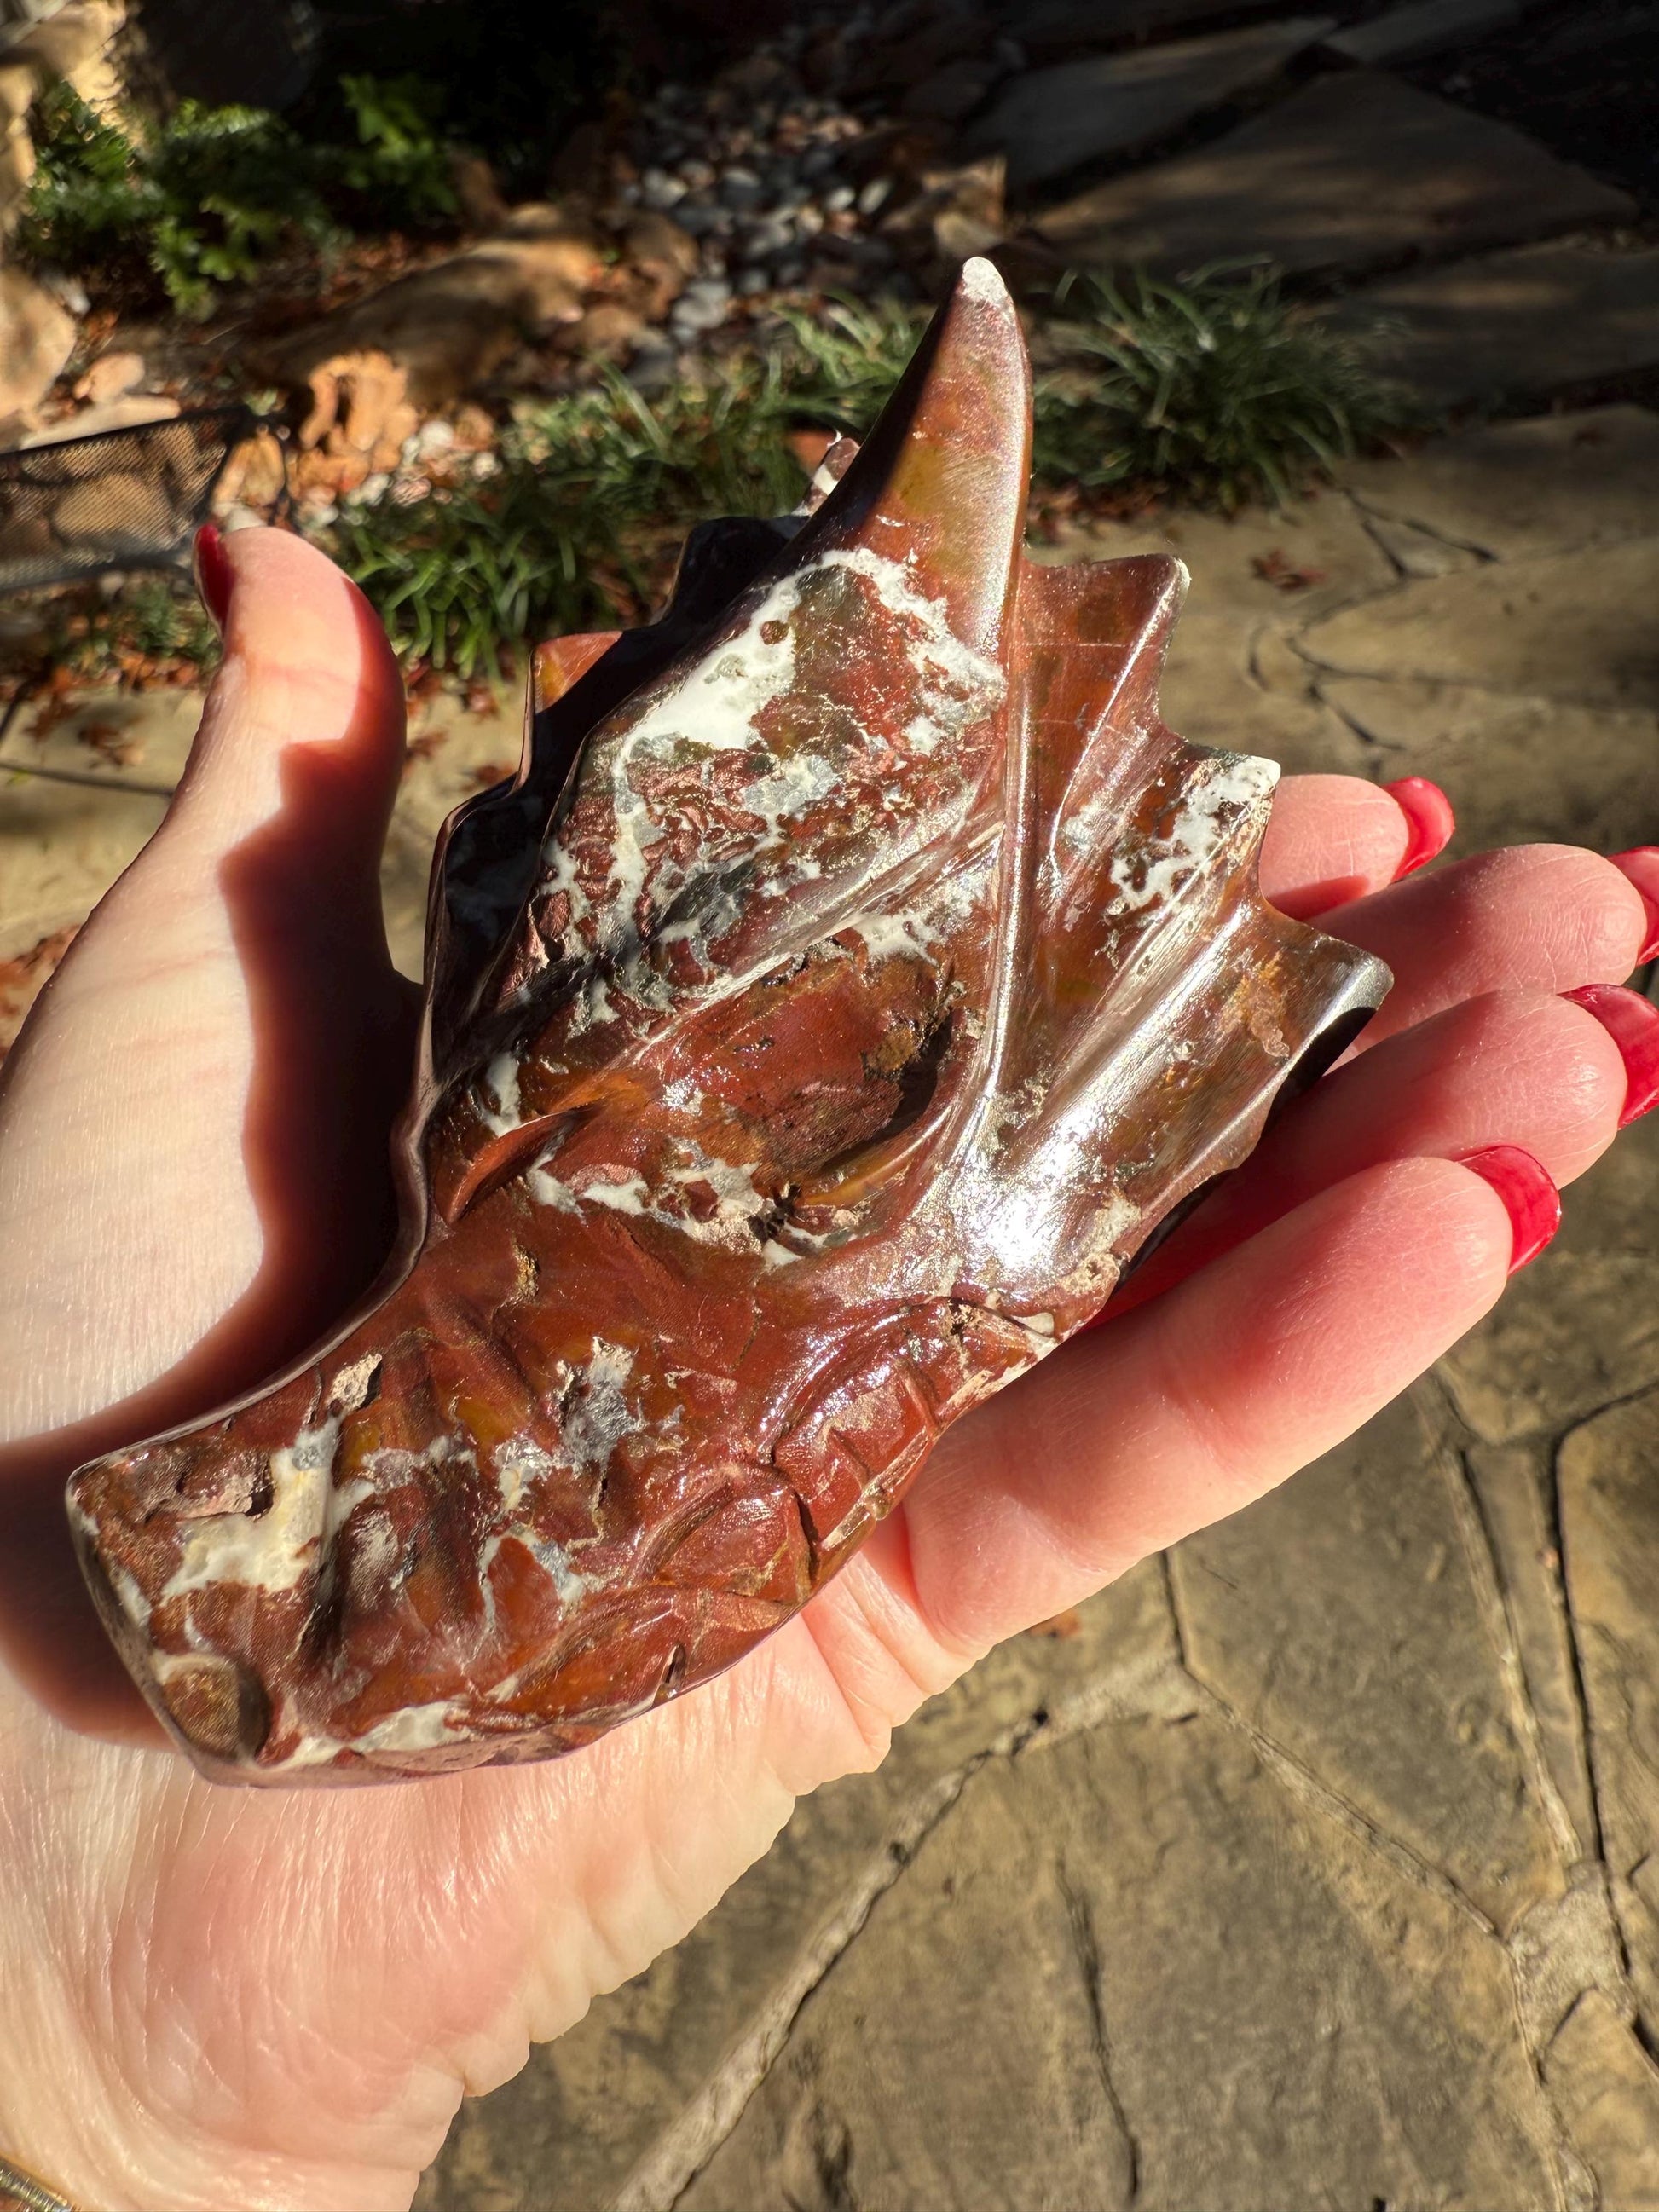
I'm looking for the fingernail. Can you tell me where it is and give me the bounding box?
[1457,1144,1561,1273]
[1563,983,1659,1127]
[1608,848,1659,962]
[1384,777,1455,879]
[193,523,232,632]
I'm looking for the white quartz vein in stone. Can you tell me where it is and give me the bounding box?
[160,1414,343,1600]
[1108,752,1277,915]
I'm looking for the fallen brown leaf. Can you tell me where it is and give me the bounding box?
[1252,546,1327,592]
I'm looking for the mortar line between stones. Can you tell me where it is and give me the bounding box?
[1056,1863,1141,2204]
[1271,534,1410,633]
[616,1682,1090,2211]
[1342,491,1501,566]
[1157,1550,1189,1674]
[1546,1424,1638,2009]
[0,757,179,801]
[1516,1367,1656,1924]
[1535,1378,1659,2089]
[1534,1425,1610,1874]
[1308,674,1401,768]
[1355,511,1413,582]
[1527,1580,1659,2196]
[1182,1672,1498,1937]
[1344,489,1659,569]
[1420,1398,1590,2212]
[610,1628,1199,2212]
[602,1412,1609,2208]
[1265,625,1402,769]
[1241,623,1339,722]
[1425,1391,1585,1869]
[1452,1446,1584,1864]
[588,894,1649,2206]
[1552,1376,1659,1456]
[1163,1527,1500,1926]
[618,1756,985,2212]
[1529,2038,1581,2212]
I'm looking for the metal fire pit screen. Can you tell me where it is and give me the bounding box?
[0,405,260,592]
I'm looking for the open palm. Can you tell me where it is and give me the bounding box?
[0,528,1649,2211]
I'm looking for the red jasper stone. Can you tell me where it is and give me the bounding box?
[67,263,1390,1782]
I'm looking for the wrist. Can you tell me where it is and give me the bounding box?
[0,1997,416,2212]
[0,2033,207,2212]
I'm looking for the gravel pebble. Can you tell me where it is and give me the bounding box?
[615,7,925,349]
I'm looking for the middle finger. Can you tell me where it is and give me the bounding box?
[1316,843,1649,1048]
[1110,984,1639,1315]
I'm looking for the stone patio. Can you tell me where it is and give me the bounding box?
[4,399,1656,2205]
[0,675,523,1049]
[1031,69,1635,280]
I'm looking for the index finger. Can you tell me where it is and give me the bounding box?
[1260,773,1429,917]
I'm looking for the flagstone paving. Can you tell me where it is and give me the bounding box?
[962,17,1333,192]
[1032,70,1635,280]
[0,679,523,1050]
[1327,241,1659,409]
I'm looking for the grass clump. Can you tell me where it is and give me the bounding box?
[16,77,457,316]
[765,295,928,437]
[1035,264,1408,510]
[331,374,799,683]
[93,573,224,679]
[328,269,1408,683]
[329,301,927,683]
[3,575,221,702]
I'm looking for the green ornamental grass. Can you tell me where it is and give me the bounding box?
[1036,264,1408,510]
[331,270,1408,684]
[18,83,1407,681]
[329,303,930,681]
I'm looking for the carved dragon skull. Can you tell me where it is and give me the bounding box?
[68,260,1390,1782]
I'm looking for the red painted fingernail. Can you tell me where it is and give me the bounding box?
[1563,983,1659,1126]
[1457,1145,1560,1273]
[1609,848,1659,963]
[193,523,232,632]
[1384,777,1455,879]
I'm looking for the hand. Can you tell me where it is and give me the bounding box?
[0,530,1650,2211]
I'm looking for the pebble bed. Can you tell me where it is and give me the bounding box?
[617,12,919,349]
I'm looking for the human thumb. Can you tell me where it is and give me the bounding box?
[0,524,413,1452]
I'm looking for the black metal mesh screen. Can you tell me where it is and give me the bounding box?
[0,406,259,592]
